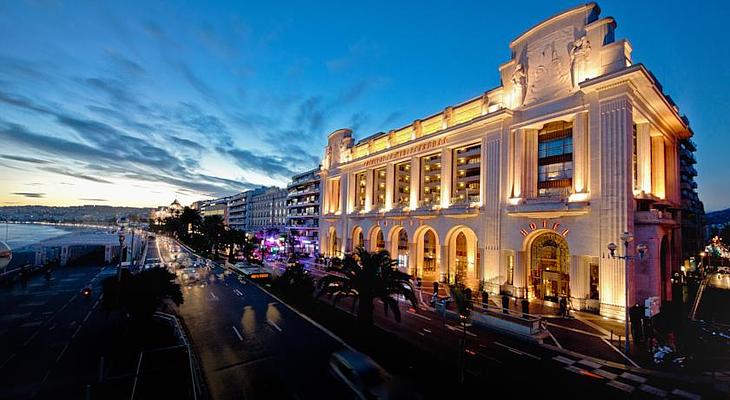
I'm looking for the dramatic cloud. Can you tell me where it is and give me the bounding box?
[12,192,45,198]
[41,166,114,184]
[1,155,51,164]
[79,198,108,202]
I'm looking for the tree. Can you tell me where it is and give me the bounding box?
[316,247,418,327]
[222,228,248,262]
[201,215,226,256]
[101,268,183,323]
[275,262,315,301]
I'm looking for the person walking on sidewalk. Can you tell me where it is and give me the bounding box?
[559,296,568,318]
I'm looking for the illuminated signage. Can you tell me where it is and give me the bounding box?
[249,273,271,279]
[519,219,570,237]
[362,137,448,167]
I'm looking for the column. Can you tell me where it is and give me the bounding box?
[408,242,417,276]
[523,129,538,198]
[598,95,634,319]
[511,129,525,198]
[480,136,488,206]
[651,135,666,199]
[572,112,589,194]
[384,163,395,211]
[365,169,373,212]
[514,250,526,298]
[440,148,452,208]
[340,174,349,214]
[636,123,652,194]
[410,156,420,209]
[441,244,450,282]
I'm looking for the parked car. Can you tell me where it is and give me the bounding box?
[329,350,392,399]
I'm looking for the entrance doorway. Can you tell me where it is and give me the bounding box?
[529,232,570,303]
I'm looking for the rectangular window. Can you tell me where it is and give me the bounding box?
[354,171,367,211]
[537,121,573,197]
[419,153,441,206]
[329,178,340,213]
[373,167,386,209]
[394,161,411,208]
[452,143,481,204]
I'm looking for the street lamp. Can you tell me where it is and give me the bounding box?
[118,228,126,282]
[607,231,647,354]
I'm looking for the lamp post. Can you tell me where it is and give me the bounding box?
[117,228,126,282]
[607,231,647,354]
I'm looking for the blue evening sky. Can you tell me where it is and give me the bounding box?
[0,1,727,210]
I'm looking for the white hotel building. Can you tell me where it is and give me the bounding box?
[318,3,693,319]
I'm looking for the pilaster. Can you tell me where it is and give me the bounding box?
[440,148,452,208]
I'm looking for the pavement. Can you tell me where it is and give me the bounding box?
[0,262,115,399]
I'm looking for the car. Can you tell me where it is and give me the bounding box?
[329,350,392,399]
[181,267,200,283]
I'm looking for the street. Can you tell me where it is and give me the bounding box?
[151,239,353,399]
[156,240,720,399]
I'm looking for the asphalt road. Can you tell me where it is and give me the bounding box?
[154,241,723,399]
[0,262,114,399]
[152,239,352,400]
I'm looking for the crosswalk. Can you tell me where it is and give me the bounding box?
[551,353,702,399]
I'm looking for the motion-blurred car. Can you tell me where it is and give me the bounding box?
[329,350,392,400]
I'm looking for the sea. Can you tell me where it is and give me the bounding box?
[1,223,74,250]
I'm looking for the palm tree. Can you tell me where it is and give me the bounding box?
[317,247,418,327]
[201,215,226,256]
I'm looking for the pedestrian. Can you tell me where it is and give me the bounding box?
[559,296,567,317]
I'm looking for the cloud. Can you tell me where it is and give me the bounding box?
[1,155,51,164]
[178,63,218,103]
[41,166,114,184]
[79,198,108,202]
[12,192,45,198]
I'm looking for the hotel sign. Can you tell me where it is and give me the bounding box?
[520,219,570,237]
[362,137,447,167]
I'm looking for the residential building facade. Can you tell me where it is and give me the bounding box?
[678,138,705,260]
[248,187,288,233]
[319,3,693,319]
[287,167,321,255]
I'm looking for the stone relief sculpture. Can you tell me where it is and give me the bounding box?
[511,63,527,107]
[523,28,573,105]
[570,35,591,88]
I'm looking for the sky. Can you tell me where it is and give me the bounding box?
[0,1,727,210]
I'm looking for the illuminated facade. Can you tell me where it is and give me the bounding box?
[319,3,693,319]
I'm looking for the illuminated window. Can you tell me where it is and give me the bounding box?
[420,153,441,205]
[632,124,638,191]
[394,161,411,207]
[537,121,573,197]
[452,143,481,204]
[373,167,386,208]
[354,171,367,210]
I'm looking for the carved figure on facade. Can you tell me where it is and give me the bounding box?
[570,35,591,88]
[511,63,527,107]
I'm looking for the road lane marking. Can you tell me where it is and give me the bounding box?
[620,372,647,384]
[592,368,617,380]
[210,292,219,301]
[20,321,43,328]
[233,288,243,296]
[671,389,701,400]
[577,359,602,369]
[406,310,431,321]
[445,324,476,337]
[83,310,93,322]
[546,328,562,349]
[267,320,283,332]
[494,341,542,360]
[56,343,70,362]
[71,325,82,339]
[23,330,41,346]
[607,380,634,393]
[553,355,575,365]
[232,326,243,341]
[422,328,432,333]
[638,384,667,397]
[0,353,16,369]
